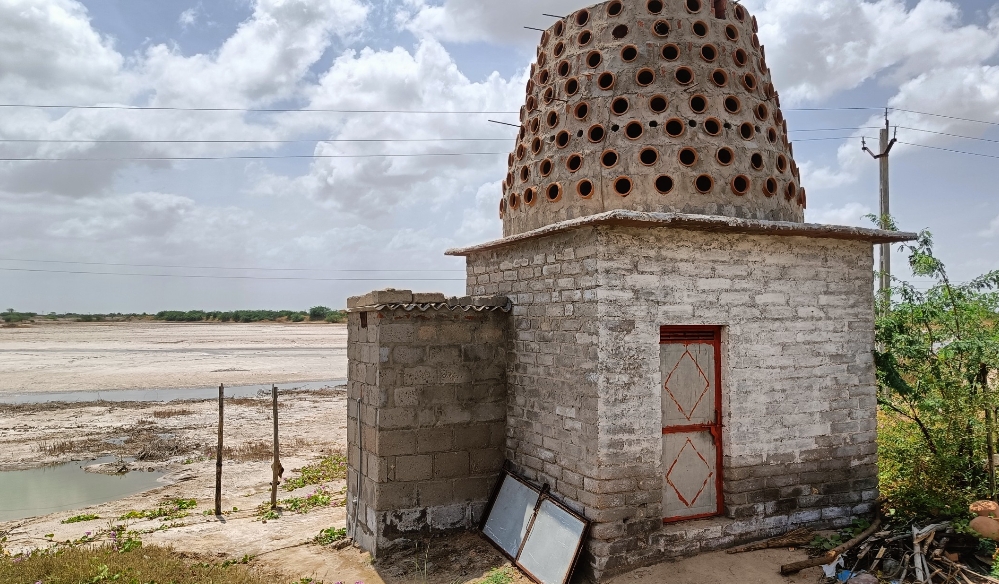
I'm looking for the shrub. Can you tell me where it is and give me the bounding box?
[309,306,331,321]
[324,311,346,324]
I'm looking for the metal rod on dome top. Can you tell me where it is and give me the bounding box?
[542,14,566,18]
[524,27,546,32]
[488,120,522,128]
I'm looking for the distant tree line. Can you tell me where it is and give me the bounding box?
[2,306,346,324]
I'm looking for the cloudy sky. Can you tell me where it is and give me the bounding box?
[1,0,997,313]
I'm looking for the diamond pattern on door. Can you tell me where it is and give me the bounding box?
[666,438,713,507]
[661,326,722,523]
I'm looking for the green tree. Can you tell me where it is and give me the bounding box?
[308,306,331,321]
[876,229,999,517]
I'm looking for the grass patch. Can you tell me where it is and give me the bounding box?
[256,487,342,519]
[119,498,197,522]
[0,544,273,584]
[203,441,273,462]
[152,408,193,418]
[480,567,515,584]
[283,453,347,491]
[60,514,100,524]
[313,527,347,546]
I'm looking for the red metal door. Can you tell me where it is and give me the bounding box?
[660,326,723,523]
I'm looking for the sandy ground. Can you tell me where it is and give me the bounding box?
[0,322,825,583]
[0,321,347,394]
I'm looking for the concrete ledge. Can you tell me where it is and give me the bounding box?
[445,210,918,256]
[347,289,511,313]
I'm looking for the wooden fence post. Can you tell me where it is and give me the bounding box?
[215,383,224,516]
[270,385,283,509]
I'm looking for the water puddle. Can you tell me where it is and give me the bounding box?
[0,380,346,405]
[0,457,165,523]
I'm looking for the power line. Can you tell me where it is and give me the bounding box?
[897,126,999,145]
[0,152,507,162]
[892,108,999,127]
[897,141,999,160]
[0,257,465,272]
[0,267,465,281]
[0,104,520,114]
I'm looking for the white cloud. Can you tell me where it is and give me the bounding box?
[981,215,999,238]
[805,202,874,227]
[179,7,200,29]
[396,0,584,46]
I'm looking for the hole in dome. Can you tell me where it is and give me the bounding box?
[524,187,536,205]
[556,131,570,148]
[576,10,590,26]
[665,119,685,137]
[558,61,571,77]
[588,125,606,142]
[777,155,788,173]
[531,117,541,133]
[577,179,594,198]
[716,147,734,165]
[587,51,602,68]
[743,73,757,90]
[578,30,592,46]
[526,79,534,96]
[543,87,555,104]
[735,4,746,20]
[520,166,530,182]
[650,95,668,113]
[648,0,664,13]
[547,111,559,127]
[662,44,680,60]
[538,69,550,84]
[499,199,506,217]
[712,69,728,87]
[689,95,708,113]
[740,123,755,139]
[704,118,721,135]
[752,33,760,48]
[650,120,659,127]
[601,150,619,167]
[692,21,708,36]
[554,42,565,57]
[726,24,739,41]
[547,183,562,201]
[675,67,694,85]
[687,0,702,12]
[695,175,714,193]
[654,20,671,37]
[598,72,615,90]
[613,25,629,39]
[701,45,717,61]
[532,137,542,154]
[655,175,675,194]
[611,124,620,132]
[636,69,655,86]
[516,144,526,160]
[526,96,537,111]
[785,181,797,200]
[679,148,698,166]
[607,1,623,16]
[538,52,547,68]
[751,152,764,170]
[764,177,777,196]
[689,119,698,127]
[509,192,519,209]
[565,78,579,96]
[767,128,778,143]
[612,97,630,115]
[625,121,644,139]
[574,102,589,120]
[614,177,633,196]
[621,45,639,62]
[724,96,741,113]
[553,21,564,37]
[540,159,553,176]
[755,103,769,121]
[732,175,750,195]
[567,153,583,172]
[640,148,659,165]
[734,49,747,66]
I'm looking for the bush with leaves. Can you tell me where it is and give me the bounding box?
[876,226,999,519]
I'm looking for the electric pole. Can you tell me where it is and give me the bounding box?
[862,110,897,299]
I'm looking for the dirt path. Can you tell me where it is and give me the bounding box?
[0,321,346,395]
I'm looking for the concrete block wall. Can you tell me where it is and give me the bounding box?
[463,226,879,581]
[345,292,510,556]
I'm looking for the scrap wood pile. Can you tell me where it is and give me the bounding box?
[731,500,999,583]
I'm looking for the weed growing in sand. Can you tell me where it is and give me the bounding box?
[481,567,515,584]
[61,514,100,524]
[204,440,273,462]
[120,498,197,522]
[256,487,341,519]
[313,527,347,546]
[0,544,272,584]
[283,453,347,490]
[152,408,193,418]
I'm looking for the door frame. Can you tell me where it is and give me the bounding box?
[660,325,724,523]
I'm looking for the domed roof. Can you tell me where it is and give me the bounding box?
[499,0,806,237]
